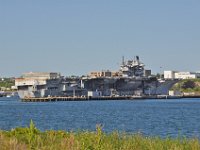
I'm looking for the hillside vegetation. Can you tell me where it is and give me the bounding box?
[0,78,15,90]
[171,79,200,94]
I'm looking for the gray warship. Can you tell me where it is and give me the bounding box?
[15,56,177,99]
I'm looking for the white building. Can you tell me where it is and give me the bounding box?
[88,91,102,98]
[164,71,200,79]
[164,71,176,79]
[169,90,182,96]
[174,72,197,79]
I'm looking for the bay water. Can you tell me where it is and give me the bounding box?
[0,97,200,138]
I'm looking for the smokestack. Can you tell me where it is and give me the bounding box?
[136,56,139,61]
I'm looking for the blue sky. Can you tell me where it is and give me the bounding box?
[1,0,200,77]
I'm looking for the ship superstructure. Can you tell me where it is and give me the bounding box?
[120,56,145,77]
[81,56,149,96]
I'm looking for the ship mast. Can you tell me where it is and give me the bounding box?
[122,56,125,65]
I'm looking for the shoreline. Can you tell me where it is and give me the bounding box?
[1,123,200,150]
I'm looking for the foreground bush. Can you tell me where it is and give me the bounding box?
[0,121,200,150]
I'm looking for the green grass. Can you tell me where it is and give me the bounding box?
[0,121,200,150]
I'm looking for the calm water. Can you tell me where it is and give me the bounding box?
[0,97,200,138]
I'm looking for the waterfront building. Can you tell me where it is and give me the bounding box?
[174,72,199,79]
[164,71,200,79]
[89,70,112,78]
[164,71,177,79]
[15,72,64,98]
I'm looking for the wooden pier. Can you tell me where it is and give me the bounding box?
[21,95,182,102]
[21,96,142,102]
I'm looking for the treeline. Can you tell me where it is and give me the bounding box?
[0,78,15,91]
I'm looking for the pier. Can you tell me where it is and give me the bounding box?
[21,96,141,102]
[20,95,181,102]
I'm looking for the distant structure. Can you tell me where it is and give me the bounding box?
[21,72,61,79]
[88,56,151,78]
[15,56,179,99]
[89,70,120,78]
[164,71,200,79]
[120,56,145,77]
[89,70,112,78]
[15,72,63,98]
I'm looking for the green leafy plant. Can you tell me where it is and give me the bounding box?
[1,121,200,150]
